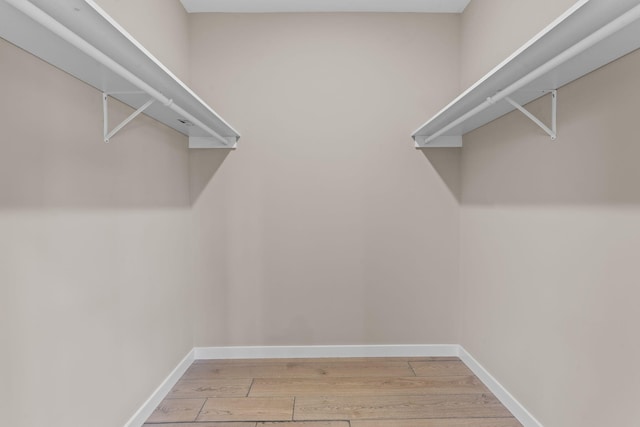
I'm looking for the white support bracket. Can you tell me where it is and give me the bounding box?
[102,92,155,143]
[505,90,557,140]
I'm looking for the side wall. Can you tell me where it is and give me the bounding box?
[460,1,640,426]
[0,1,193,426]
[188,13,462,346]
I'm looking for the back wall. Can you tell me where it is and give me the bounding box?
[188,13,463,346]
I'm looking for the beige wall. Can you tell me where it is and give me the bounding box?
[0,1,193,426]
[460,1,640,426]
[188,13,462,346]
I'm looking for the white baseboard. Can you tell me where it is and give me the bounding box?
[458,346,543,427]
[123,348,195,427]
[125,344,542,427]
[194,344,459,360]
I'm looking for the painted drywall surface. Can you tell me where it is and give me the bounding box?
[188,13,462,346]
[0,37,192,427]
[96,0,190,83]
[460,0,576,88]
[460,1,640,426]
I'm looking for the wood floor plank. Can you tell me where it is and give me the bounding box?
[258,423,350,426]
[250,376,488,397]
[185,360,414,379]
[412,357,461,362]
[145,358,520,426]
[294,394,513,420]
[144,423,256,427]
[351,419,523,427]
[168,378,253,398]
[197,397,294,422]
[410,361,474,377]
[146,398,206,423]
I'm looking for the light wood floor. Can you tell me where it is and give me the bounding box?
[143,357,523,426]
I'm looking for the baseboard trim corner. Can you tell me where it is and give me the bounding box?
[194,344,459,360]
[123,348,195,427]
[457,346,543,427]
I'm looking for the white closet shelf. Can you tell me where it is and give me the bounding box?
[412,0,640,148]
[0,0,240,148]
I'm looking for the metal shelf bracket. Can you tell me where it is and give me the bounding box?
[505,90,557,140]
[102,92,155,143]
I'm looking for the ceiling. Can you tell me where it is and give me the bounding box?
[180,0,472,13]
